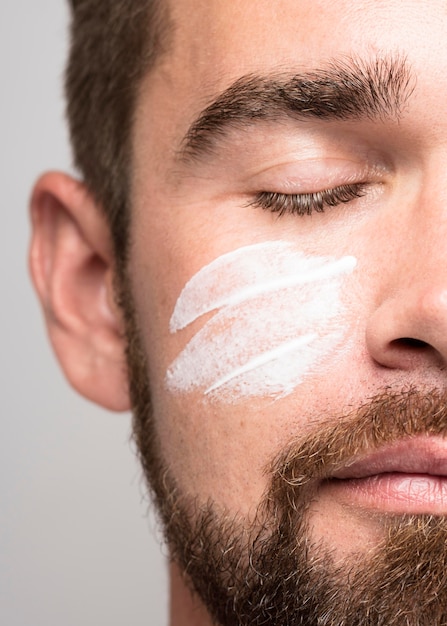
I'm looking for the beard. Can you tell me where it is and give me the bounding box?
[117,276,447,625]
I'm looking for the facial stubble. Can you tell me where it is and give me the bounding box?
[118,277,447,625]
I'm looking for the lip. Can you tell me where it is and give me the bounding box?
[332,437,447,479]
[324,436,447,514]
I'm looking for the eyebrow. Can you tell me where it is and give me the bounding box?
[178,55,414,163]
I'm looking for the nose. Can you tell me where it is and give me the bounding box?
[365,192,447,374]
[366,287,447,371]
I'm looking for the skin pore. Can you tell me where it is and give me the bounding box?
[126,1,447,621]
[130,0,447,527]
[29,0,447,624]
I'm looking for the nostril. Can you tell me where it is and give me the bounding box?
[391,337,430,349]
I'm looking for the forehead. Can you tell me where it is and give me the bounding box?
[132,0,447,183]
[160,0,443,86]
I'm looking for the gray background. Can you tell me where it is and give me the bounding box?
[1,2,168,624]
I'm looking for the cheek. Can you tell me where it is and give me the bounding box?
[165,240,357,404]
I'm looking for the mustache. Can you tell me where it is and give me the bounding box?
[267,388,447,515]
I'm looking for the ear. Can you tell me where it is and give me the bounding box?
[29,172,131,412]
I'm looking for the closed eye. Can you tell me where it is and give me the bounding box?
[250,182,367,217]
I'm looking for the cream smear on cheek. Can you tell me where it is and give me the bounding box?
[165,241,357,403]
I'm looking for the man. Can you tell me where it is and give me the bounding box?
[29,0,447,624]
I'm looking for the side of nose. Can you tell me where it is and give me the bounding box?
[366,286,447,371]
[365,184,447,375]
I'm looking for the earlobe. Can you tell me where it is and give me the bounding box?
[29,171,131,412]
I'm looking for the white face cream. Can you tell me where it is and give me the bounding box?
[165,241,356,403]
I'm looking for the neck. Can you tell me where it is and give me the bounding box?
[169,562,213,626]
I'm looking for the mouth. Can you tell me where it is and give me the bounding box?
[323,437,447,515]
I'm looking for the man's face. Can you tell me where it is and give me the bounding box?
[124,0,447,621]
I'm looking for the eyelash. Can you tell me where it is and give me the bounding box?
[250,182,367,217]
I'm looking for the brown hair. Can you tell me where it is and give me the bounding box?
[65,0,169,261]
